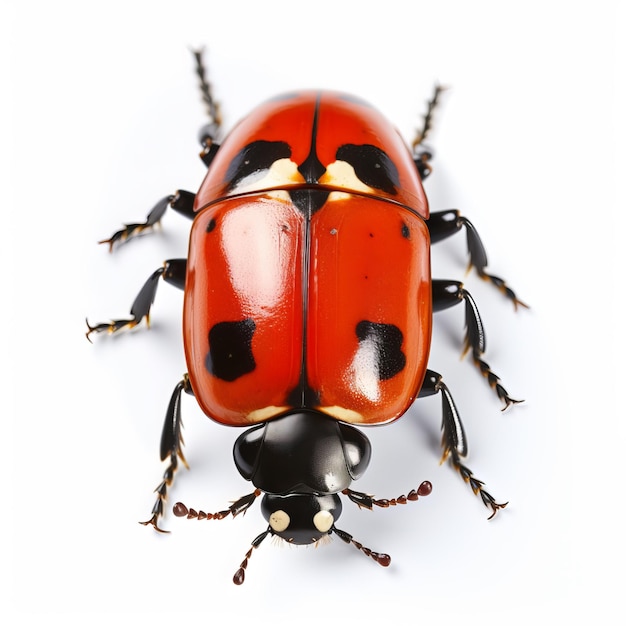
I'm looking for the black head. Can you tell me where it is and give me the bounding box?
[261,493,342,545]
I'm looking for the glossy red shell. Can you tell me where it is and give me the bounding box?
[183,91,432,426]
[194,91,429,218]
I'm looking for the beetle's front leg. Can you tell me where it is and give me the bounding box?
[419,369,507,519]
[99,190,196,251]
[432,279,522,410]
[86,258,186,340]
[140,375,194,532]
[429,210,528,309]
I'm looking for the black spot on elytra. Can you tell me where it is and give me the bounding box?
[206,319,256,381]
[401,222,410,238]
[356,321,406,380]
[225,140,292,190]
[206,218,216,233]
[336,144,399,195]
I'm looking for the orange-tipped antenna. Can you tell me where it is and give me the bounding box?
[233,528,272,585]
[342,480,432,509]
[331,526,391,567]
[173,489,261,522]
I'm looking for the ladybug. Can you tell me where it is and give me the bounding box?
[87,51,525,585]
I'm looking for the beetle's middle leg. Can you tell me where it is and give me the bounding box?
[432,279,522,410]
[86,258,186,340]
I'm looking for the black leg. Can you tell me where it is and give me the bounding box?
[140,375,194,532]
[192,49,222,167]
[412,84,446,180]
[432,279,522,410]
[86,258,187,340]
[98,52,222,252]
[99,191,196,251]
[429,210,528,309]
[419,369,507,519]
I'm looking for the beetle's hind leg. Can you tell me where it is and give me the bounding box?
[419,369,507,519]
[98,52,221,252]
[192,48,222,162]
[99,191,196,251]
[86,258,186,340]
[411,85,446,180]
[140,375,194,532]
[432,279,522,409]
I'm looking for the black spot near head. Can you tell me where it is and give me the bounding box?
[206,218,216,233]
[206,319,256,381]
[225,140,292,190]
[336,144,399,195]
[401,222,410,238]
[356,321,406,380]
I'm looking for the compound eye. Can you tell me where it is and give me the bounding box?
[313,510,334,533]
[269,510,290,533]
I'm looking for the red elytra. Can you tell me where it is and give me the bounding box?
[184,92,431,427]
[194,91,429,217]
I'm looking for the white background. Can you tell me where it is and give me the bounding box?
[4,1,622,623]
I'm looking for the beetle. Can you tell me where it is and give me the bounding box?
[87,51,525,584]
